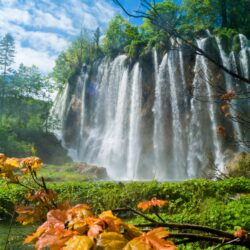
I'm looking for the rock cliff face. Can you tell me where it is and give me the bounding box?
[51,34,250,180]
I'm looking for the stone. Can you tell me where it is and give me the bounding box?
[75,162,109,180]
[224,152,250,178]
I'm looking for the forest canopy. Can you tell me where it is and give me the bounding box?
[51,0,250,86]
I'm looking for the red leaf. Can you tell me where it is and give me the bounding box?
[138,197,167,211]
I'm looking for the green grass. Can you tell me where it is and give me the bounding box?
[0,222,36,250]
[0,177,249,249]
[38,163,88,182]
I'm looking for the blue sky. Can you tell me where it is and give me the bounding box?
[0,0,167,72]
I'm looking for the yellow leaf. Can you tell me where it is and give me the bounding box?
[123,239,152,250]
[123,228,176,250]
[16,206,40,225]
[124,224,143,240]
[68,218,88,234]
[97,232,128,250]
[5,158,21,169]
[63,236,94,250]
[24,226,47,244]
[67,204,93,220]
[99,210,117,219]
[0,153,6,163]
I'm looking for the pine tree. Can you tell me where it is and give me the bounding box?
[94,27,101,49]
[0,33,15,121]
[0,33,15,75]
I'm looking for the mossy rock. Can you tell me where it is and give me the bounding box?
[217,34,231,54]
[232,35,241,54]
[225,152,250,178]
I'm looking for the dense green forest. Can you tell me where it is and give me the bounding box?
[0,34,69,163]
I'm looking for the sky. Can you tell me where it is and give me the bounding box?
[0,0,165,73]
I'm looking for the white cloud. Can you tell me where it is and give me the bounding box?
[32,9,75,34]
[25,32,69,53]
[15,45,56,73]
[0,7,31,25]
[0,0,117,73]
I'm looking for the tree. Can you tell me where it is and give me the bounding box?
[103,15,143,58]
[0,33,15,75]
[0,33,15,119]
[94,27,101,49]
[141,0,180,50]
[113,0,250,84]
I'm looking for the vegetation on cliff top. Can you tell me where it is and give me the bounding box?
[51,0,250,87]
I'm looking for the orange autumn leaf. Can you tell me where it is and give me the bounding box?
[15,206,41,225]
[216,125,226,135]
[25,211,79,249]
[35,230,78,250]
[220,104,229,113]
[67,218,89,234]
[220,90,235,101]
[67,204,93,220]
[138,197,167,211]
[96,232,128,250]
[47,209,67,224]
[0,153,7,163]
[124,227,176,250]
[123,224,143,240]
[63,235,94,250]
[26,189,57,203]
[234,228,248,238]
[88,224,103,239]
[21,157,42,169]
[24,226,47,244]
[99,212,124,233]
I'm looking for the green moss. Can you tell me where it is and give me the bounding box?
[226,153,250,178]
[232,35,241,54]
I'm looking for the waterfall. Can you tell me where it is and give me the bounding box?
[216,38,243,148]
[127,63,142,179]
[52,34,250,180]
[153,52,169,179]
[167,51,186,178]
[187,39,225,176]
[91,55,129,179]
[50,84,69,139]
[198,39,224,172]
[187,43,207,177]
[239,34,250,78]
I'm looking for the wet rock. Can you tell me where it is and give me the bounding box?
[224,152,250,178]
[75,162,109,180]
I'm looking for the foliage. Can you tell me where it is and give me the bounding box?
[102,15,144,59]
[0,33,66,160]
[51,0,250,87]
[0,154,179,249]
[51,29,103,89]
[0,157,250,249]
[0,33,15,75]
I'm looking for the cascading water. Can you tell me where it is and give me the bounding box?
[216,38,243,148]
[152,52,169,179]
[52,34,250,180]
[167,50,186,178]
[127,63,142,179]
[197,39,224,172]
